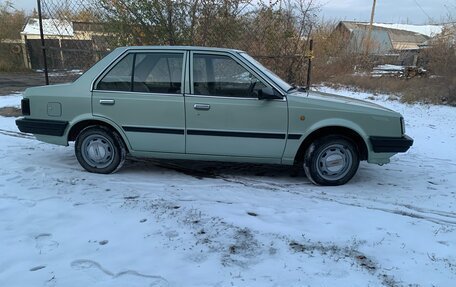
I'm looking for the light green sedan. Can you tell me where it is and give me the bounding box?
[16,46,413,185]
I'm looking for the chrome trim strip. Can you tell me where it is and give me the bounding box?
[185,94,286,102]
[92,90,184,97]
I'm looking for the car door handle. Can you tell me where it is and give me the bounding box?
[99,99,115,105]
[193,104,210,111]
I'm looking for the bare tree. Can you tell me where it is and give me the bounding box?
[0,1,26,41]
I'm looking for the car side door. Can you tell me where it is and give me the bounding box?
[185,51,288,159]
[92,50,186,153]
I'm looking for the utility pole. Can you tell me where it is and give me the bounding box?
[37,0,49,85]
[306,39,313,91]
[365,0,377,54]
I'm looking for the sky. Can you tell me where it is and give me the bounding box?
[6,0,456,25]
[320,0,455,24]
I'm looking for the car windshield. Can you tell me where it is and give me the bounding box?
[239,52,292,92]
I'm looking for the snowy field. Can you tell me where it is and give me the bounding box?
[0,88,455,287]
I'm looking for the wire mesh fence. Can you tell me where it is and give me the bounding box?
[28,0,317,84]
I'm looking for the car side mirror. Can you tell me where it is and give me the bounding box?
[257,87,282,100]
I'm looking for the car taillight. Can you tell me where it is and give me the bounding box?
[21,98,30,116]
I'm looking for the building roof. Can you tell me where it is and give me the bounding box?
[21,18,74,36]
[337,21,432,52]
[386,27,429,50]
[340,21,443,37]
[365,23,443,37]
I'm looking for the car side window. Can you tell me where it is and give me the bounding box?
[193,54,266,98]
[133,53,183,94]
[97,53,134,91]
[96,52,183,94]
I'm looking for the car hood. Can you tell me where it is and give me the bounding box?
[289,90,397,115]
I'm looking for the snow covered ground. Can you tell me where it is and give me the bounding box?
[0,88,455,287]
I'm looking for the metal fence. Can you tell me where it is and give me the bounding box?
[29,0,316,85]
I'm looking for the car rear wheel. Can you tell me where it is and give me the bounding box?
[75,126,126,174]
[303,135,360,186]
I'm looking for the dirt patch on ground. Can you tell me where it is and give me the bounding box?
[0,107,22,117]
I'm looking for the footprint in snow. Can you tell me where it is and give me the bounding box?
[165,230,179,239]
[23,166,36,172]
[35,233,59,254]
[6,175,21,182]
[30,265,46,271]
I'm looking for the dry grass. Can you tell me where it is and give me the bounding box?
[310,21,456,106]
[321,75,456,106]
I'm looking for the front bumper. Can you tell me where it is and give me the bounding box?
[369,135,414,153]
[16,118,68,136]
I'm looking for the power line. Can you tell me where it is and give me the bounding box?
[412,0,433,22]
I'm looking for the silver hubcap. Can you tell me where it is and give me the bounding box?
[315,144,353,181]
[81,134,115,169]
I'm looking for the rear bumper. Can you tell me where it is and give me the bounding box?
[16,118,68,136]
[370,135,413,153]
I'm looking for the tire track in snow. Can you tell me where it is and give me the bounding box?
[124,157,456,226]
[224,175,456,226]
[0,128,35,140]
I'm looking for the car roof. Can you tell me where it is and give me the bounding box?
[118,45,245,53]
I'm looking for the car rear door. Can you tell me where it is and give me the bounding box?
[92,50,186,153]
[185,51,288,159]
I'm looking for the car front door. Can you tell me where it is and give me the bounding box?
[92,50,186,153]
[185,51,288,159]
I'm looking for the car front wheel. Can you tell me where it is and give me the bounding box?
[303,135,360,186]
[75,126,126,174]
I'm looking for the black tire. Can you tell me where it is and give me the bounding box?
[303,135,360,186]
[75,126,126,174]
